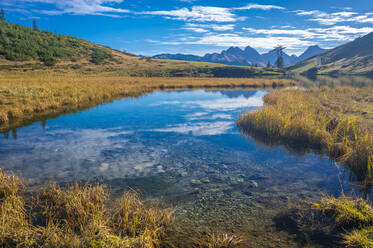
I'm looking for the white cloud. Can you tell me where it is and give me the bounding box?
[296,9,373,25]
[140,6,236,22]
[16,0,129,15]
[183,27,209,33]
[235,3,285,11]
[210,24,235,31]
[244,26,373,41]
[175,33,313,50]
[184,23,235,32]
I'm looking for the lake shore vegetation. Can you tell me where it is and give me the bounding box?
[237,86,373,185]
[0,76,298,133]
[0,169,245,248]
[313,195,373,248]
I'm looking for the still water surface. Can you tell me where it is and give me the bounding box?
[0,88,361,247]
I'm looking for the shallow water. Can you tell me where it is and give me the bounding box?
[0,88,360,247]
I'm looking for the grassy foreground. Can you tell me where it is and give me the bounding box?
[0,76,297,132]
[0,169,172,248]
[237,86,373,185]
[0,169,244,248]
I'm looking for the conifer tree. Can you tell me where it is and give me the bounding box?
[33,19,38,31]
[274,45,285,68]
[1,9,5,22]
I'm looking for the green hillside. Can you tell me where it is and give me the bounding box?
[289,32,373,75]
[0,21,282,77]
[0,21,116,66]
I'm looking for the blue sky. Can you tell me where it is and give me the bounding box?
[2,0,373,56]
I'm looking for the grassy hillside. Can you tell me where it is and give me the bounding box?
[0,21,282,77]
[288,32,373,75]
[0,21,115,65]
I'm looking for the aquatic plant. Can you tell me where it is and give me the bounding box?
[343,226,373,248]
[313,195,373,248]
[313,195,373,229]
[193,231,243,248]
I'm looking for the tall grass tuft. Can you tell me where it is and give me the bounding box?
[193,231,243,248]
[313,195,373,248]
[114,189,173,248]
[0,169,174,247]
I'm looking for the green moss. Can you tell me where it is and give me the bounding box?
[313,195,373,248]
[343,226,373,248]
[313,195,373,228]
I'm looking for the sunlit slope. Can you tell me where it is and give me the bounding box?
[289,32,373,75]
[0,21,282,77]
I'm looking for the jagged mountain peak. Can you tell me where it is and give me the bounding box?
[153,45,326,67]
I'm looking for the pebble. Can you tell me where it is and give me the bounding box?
[180,172,188,177]
[99,163,109,172]
[248,180,258,188]
[191,179,202,185]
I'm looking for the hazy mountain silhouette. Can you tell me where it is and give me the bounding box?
[153,45,327,67]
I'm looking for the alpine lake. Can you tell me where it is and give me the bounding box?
[1,75,373,247]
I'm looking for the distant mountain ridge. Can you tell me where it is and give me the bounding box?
[153,45,327,67]
[289,32,373,75]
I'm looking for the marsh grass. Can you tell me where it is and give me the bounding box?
[192,231,243,248]
[0,76,297,132]
[313,195,373,248]
[0,169,174,248]
[237,86,373,185]
[0,169,241,248]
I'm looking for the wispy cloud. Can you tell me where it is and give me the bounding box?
[13,0,130,16]
[184,23,235,33]
[140,6,236,22]
[162,33,313,50]
[296,9,373,25]
[139,3,285,23]
[244,25,373,41]
[235,3,285,11]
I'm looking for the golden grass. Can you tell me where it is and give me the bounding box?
[0,169,243,248]
[237,86,373,184]
[0,169,173,248]
[0,76,298,132]
[313,195,373,248]
[343,226,373,248]
[193,231,243,248]
[313,195,373,229]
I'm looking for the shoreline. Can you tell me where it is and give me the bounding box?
[0,76,298,133]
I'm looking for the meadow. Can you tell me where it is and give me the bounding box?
[0,76,297,133]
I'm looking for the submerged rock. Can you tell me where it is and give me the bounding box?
[134,162,155,170]
[99,163,109,172]
[191,179,203,185]
[180,172,188,177]
[248,180,258,188]
[201,178,210,184]
[249,174,269,181]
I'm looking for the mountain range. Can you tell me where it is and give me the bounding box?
[153,45,327,67]
[289,32,373,75]
[0,21,284,77]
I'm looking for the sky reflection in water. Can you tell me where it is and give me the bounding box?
[0,89,352,197]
